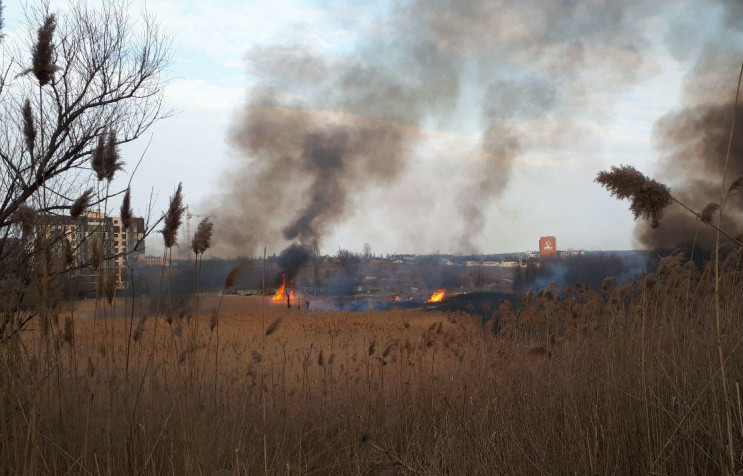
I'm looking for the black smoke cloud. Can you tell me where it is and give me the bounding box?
[276,243,311,283]
[634,0,743,250]
[204,0,736,257]
[636,103,743,250]
[207,98,410,257]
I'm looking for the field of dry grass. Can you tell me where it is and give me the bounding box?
[2,254,743,475]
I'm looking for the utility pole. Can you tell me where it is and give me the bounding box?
[262,246,266,347]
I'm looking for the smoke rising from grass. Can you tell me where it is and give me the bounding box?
[205,0,738,257]
[457,79,558,251]
[635,103,743,250]
[207,97,411,257]
[276,243,310,284]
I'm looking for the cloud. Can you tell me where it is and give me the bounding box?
[146,0,362,71]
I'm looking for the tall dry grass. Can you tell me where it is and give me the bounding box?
[2,250,743,474]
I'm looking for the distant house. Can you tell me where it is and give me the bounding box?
[389,254,416,262]
[496,261,519,268]
[144,256,165,267]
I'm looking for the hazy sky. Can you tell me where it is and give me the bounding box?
[4,1,739,257]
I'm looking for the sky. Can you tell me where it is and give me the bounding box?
[3,0,739,258]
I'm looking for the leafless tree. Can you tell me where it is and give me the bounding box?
[0,0,170,234]
[0,0,171,338]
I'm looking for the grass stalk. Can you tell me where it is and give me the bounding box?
[712,60,743,475]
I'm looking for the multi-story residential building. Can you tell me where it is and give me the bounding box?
[52,211,145,291]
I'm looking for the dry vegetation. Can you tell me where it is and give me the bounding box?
[2,2,742,474]
[2,252,743,475]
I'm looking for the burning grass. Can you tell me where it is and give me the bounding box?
[426,288,446,303]
[271,274,306,309]
[2,254,743,474]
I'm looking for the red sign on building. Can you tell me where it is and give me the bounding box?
[539,236,557,258]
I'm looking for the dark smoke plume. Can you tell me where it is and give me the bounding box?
[207,98,410,257]
[276,243,310,283]
[634,0,743,250]
[206,0,737,257]
[636,103,743,250]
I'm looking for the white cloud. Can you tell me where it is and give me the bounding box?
[146,0,362,72]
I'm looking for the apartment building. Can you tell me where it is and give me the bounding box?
[52,211,145,291]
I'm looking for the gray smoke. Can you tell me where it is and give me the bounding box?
[457,78,558,251]
[634,0,743,250]
[207,95,410,257]
[204,0,738,257]
[636,103,743,250]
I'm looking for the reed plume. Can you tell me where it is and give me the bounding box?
[103,131,123,181]
[120,188,133,230]
[61,316,74,345]
[223,265,241,290]
[91,134,106,181]
[14,204,36,237]
[191,217,212,332]
[209,266,242,332]
[208,310,219,331]
[70,188,93,218]
[595,165,672,228]
[63,238,74,267]
[599,167,743,247]
[191,217,213,255]
[105,271,117,305]
[161,183,184,249]
[700,202,720,224]
[728,176,743,194]
[90,130,123,182]
[601,277,616,291]
[30,14,57,86]
[265,319,281,336]
[91,238,103,270]
[22,99,36,156]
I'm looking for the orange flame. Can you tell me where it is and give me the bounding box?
[272,274,299,306]
[393,295,400,301]
[426,289,446,303]
[272,277,286,304]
